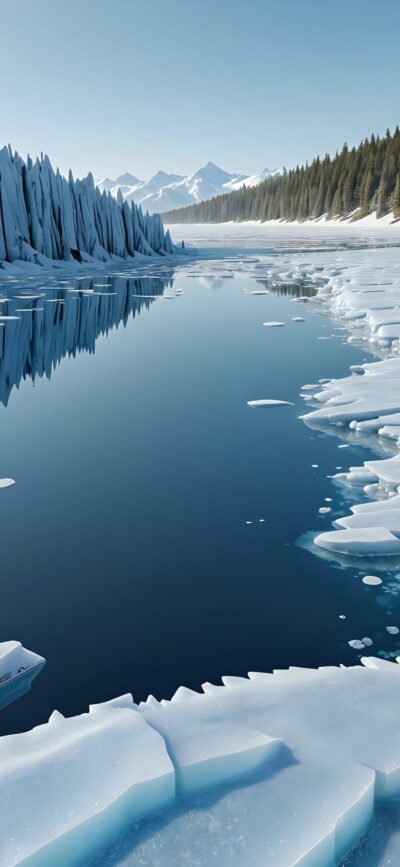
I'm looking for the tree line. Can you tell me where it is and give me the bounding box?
[163,128,400,224]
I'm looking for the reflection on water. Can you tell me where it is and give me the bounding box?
[0,274,174,406]
[1,240,400,738]
[257,278,318,298]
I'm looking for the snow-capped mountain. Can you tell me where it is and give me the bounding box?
[99,172,143,194]
[97,162,283,214]
[228,166,284,190]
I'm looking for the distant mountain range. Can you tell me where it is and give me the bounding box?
[96,162,284,214]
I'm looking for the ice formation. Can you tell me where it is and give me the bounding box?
[0,146,174,268]
[262,320,285,327]
[362,575,382,586]
[4,659,400,866]
[265,245,400,559]
[247,399,294,407]
[0,641,45,711]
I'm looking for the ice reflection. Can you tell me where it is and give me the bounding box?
[258,279,318,298]
[0,273,174,406]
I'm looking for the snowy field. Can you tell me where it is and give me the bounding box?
[3,222,400,866]
[168,215,400,250]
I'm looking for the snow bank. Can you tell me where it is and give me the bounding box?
[0,146,174,269]
[6,660,400,866]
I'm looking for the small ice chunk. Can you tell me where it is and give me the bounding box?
[361,637,373,647]
[292,317,305,322]
[362,576,382,586]
[262,321,285,327]
[311,464,319,468]
[386,626,400,635]
[247,399,294,407]
[0,478,15,488]
[315,527,400,556]
[319,507,331,514]
[339,615,346,620]
[348,640,365,650]
[325,498,333,502]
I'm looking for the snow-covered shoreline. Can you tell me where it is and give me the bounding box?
[275,246,400,559]
[167,212,400,238]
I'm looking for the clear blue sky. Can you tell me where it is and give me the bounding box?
[2,0,400,180]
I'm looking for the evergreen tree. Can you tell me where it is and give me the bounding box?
[164,128,400,224]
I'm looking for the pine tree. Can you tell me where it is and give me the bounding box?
[164,128,400,225]
[390,173,400,219]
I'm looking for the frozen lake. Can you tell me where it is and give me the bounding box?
[1,223,400,738]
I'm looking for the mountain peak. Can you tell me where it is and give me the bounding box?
[96,163,284,213]
[148,170,184,186]
[114,172,143,186]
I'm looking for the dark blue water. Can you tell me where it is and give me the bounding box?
[0,253,397,735]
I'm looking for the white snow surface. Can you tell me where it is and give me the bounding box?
[5,659,400,866]
[97,163,283,214]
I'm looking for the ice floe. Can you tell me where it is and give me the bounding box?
[0,640,45,711]
[272,247,400,559]
[6,659,400,866]
[262,320,285,327]
[247,399,294,407]
[362,576,383,586]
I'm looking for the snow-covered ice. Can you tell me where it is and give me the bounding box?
[270,244,400,560]
[6,659,400,866]
[247,399,294,407]
[362,576,382,586]
[0,641,45,712]
[262,320,285,326]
